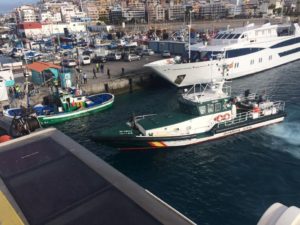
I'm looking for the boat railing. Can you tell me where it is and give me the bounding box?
[217,101,285,128]
[182,81,231,102]
[135,114,157,121]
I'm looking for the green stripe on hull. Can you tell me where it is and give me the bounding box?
[38,101,113,126]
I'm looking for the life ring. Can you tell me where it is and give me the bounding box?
[223,113,230,120]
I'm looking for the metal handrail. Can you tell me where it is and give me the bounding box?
[218,101,285,128]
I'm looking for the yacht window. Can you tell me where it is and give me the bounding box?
[215,103,221,112]
[200,51,223,61]
[191,51,201,62]
[228,34,235,39]
[269,55,272,60]
[218,33,226,39]
[240,34,245,39]
[215,34,222,39]
[250,59,254,65]
[259,58,262,63]
[207,104,214,113]
[199,105,206,115]
[221,34,230,39]
[233,34,241,39]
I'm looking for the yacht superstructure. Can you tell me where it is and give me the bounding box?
[145,22,300,87]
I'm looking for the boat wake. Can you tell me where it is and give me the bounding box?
[265,122,300,159]
[266,122,300,146]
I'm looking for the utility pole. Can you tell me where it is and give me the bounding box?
[188,10,191,63]
[297,0,300,21]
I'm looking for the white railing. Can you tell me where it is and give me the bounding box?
[217,101,285,128]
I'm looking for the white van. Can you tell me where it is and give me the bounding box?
[80,55,91,65]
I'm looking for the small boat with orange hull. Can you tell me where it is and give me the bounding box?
[92,80,286,150]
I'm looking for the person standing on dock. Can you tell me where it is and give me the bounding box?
[121,67,125,76]
[107,68,110,79]
[93,68,97,79]
[96,63,99,72]
[100,64,104,73]
[83,73,87,84]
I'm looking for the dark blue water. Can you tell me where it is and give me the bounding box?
[55,62,300,225]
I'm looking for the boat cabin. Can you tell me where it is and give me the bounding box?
[60,94,87,112]
[178,81,232,117]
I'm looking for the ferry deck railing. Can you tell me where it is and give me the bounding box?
[217,101,285,128]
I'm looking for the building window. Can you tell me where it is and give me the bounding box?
[207,104,214,113]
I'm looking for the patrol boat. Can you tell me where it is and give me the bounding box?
[93,80,286,150]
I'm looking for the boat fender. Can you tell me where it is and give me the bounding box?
[0,135,12,143]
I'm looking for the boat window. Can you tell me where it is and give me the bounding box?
[215,103,221,112]
[218,33,226,39]
[207,104,214,113]
[233,34,241,39]
[199,105,206,115]
[240,34,245,39]
[270,37,300,48]
[259,58,262,63]
[269,55,272,60]
[227,34,235,39]
[200,51,223,61]
[191,51,201,62]
[221,34,230,39]
[214,34,222,39]
[278,47,300,57]
[225,48,264,58]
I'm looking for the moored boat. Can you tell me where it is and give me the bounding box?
[92,80,286,150]
[4,93,114,126]
[145,22,300,87]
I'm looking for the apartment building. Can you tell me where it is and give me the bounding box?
[16,5,39,23]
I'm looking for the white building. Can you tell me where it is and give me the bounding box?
[40,11,62,23]
[17,22,87,38]
[61,3,85,23]
[16,5,39,23]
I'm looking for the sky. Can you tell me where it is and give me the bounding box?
[0,0,37,13]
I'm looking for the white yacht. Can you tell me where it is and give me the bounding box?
[145,22,300,87]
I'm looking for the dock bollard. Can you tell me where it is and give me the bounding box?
[128,78,133,93]
[104,83,109,93]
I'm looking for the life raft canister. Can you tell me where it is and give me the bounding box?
[253,104,260,113]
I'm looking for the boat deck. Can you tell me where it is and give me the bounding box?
[138,111,196,130]
[0,128,195,225]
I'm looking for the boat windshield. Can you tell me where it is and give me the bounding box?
[199,51,223,61]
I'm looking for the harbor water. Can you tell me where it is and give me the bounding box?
[54,61,300,225]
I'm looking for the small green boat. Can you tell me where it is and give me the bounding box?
[37,93,114,126]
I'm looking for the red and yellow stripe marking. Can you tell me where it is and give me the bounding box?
[148,141,167,148]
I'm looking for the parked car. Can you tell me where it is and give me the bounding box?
[162,50,171,58]
[142,49,155,56]
[80,55,91,65]
[106,52,122,61]
[61,59,77,67]
[92,56,107,63]
[124,53,141,62]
